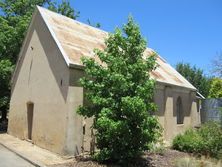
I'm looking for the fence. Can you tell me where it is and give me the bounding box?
[201,98,222,125]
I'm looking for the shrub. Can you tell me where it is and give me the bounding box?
[172,121,222,159]
[172,129,204,153]
[77,17,162,163]
[198,121,222,158]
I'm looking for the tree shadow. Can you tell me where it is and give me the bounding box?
[75,154,154,167]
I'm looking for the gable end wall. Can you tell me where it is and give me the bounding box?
[8,10,71,154]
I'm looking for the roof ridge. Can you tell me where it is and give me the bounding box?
[36,6,108,35]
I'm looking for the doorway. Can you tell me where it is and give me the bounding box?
[27,102,34,140]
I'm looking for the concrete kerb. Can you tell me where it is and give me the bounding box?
[0,133,73,167]
[0,142,44,167]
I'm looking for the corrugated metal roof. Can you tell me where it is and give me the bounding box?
[37,6,196,90]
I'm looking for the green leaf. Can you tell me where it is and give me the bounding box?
[77,16,162,163]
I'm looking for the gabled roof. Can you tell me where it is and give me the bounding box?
[36,6,196,90]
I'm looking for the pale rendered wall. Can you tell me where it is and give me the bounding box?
[64,68,93,155]
[154,83,199,142]
[8,11,70,154]
[64,68,84,155]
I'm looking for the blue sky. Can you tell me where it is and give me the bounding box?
[62,1,221,75]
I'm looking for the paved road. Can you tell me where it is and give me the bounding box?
[0,145,35,167]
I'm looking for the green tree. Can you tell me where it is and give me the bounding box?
[87,19,101,28]
[48,0,79,20]
[208,78,222,98]
[0,0,79,63]
[0,60,14,121]
[176,63,211,97]
[0,0,78,121]
[212,54,222,77]
[77,17,161,163]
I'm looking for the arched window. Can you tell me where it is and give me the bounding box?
[176,97,183,124]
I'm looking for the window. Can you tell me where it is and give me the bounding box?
[176,97,183,124]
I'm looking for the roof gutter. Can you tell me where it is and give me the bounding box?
[196,91,205,99]
[69,63,84,70]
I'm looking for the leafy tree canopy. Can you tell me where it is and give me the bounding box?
[48,0,79,20]
[0,0,79,63]
[212,54,222,78]
[208,78,222,98]
[0,60,14,108]
[0,0,78,118]
[87,19,101,28]
[77,17,162,163]
[176,63,211,97]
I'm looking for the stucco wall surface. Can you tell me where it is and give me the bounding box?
[154,84,199,142]
[8,11,70,155]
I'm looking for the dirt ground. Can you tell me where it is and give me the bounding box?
[50,149,190,167]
